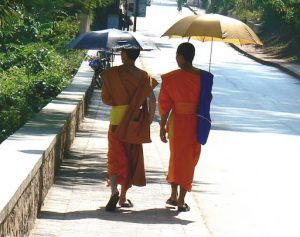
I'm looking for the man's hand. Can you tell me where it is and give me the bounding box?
[160,127,168,143]
[148,92,156,124]
[159,112,170,143]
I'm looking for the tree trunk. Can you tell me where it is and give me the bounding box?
[79,14,90,34]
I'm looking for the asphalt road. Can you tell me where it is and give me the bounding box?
[137,1,300,236]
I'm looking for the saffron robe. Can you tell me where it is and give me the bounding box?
[159,69,201,192]
[101,65,158,187]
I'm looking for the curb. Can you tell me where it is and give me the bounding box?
[230,44,300,80]
[186,4,198,15]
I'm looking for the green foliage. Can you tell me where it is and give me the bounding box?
[0,67,63,141]
[0,69,37,141]
[47,17,80,50]
[2,44,58,73]
[0,43,84,142]
[68,0,114,14]
[0,0,20,26]
[0,8,84,143]
[263,0,300,32]
[205,0,300,33]
[208,0,235,14]
[0,13,79,49]
[234,0,262,22]
[21,0,114,18]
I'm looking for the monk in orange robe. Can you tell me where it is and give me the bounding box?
[159,42,202,212]
[101,48,158,211]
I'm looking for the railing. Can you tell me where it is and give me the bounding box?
[0,60,94,237]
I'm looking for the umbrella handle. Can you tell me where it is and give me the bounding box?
[209,38,213,72]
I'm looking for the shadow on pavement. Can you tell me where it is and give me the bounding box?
[37,208,194,225]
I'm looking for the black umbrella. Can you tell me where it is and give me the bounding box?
[67,28,156,51]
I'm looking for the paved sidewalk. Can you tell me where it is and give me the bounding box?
[29,85,211,237]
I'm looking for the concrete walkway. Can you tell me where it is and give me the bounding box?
[29,85,211,237]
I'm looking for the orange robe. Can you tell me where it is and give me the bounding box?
[159,69,201,192]
[102,65,158,187]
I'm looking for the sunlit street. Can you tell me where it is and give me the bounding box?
[138,1,300,236]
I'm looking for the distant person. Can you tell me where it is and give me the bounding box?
[118,9,125,30]
[101,48,158,211]
[177,0,183,12]
[158,42,213,212]
[123,15,133,31]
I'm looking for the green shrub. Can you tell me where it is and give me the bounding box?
[0,68,36,140]
[0,15,84,143]
[0,48,83,143]
[49,17,80,50]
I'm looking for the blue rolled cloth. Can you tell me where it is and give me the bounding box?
[197,70,214,145]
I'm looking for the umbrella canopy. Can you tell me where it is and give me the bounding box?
[162,14,263,45]
[67,28,156,51]
[162,14,263,71]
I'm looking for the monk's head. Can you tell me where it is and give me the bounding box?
[121,48,140,64]
[176,42,195,66]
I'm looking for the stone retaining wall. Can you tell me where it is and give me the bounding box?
[0,61,94,237]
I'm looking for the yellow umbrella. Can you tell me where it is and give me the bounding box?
[162,14,263,71]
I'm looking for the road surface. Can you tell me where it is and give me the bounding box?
[138,1,300,236]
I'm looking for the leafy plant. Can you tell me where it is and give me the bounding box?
[0,11,84,143]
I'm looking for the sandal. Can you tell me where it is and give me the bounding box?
[105,192,119,211]
[177,203,190,212]
[119,199,134,208]
[166,198,177,206]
